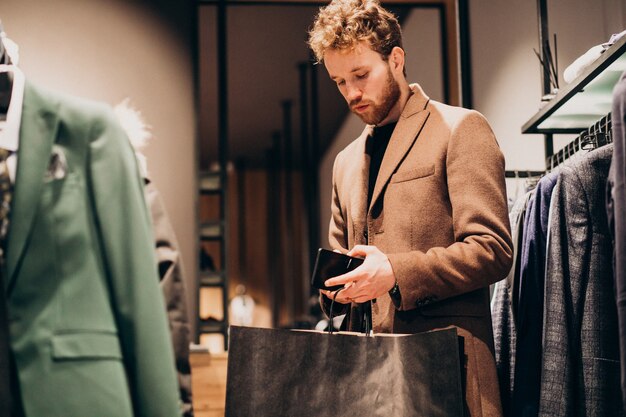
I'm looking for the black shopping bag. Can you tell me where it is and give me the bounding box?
[225,326,464,417]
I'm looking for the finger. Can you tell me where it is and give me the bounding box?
[330,289,352,304]
[324,270,360,288]
[348,244,377,257]
[320,280,355,297]
[347,244,368,257]
[351,295,374,303]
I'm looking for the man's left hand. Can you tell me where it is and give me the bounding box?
[321,245,396,303]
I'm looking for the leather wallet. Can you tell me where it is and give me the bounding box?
[310,248,364,291]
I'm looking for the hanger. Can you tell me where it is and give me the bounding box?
[0,20,8,66]
[0,20,14,117]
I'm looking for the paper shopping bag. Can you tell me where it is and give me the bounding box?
[225,326,464,417]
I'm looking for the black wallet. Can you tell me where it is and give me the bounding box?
[310,248,364,291]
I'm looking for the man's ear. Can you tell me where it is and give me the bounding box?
[388,46,405,75]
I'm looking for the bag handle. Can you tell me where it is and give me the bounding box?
[328,289,342,335]
[327,290,372,337]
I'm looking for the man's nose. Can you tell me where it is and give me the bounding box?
[345,84,362,102]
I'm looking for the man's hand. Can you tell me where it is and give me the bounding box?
[320,245,396,304]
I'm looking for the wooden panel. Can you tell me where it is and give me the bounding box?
[191,352,228,417]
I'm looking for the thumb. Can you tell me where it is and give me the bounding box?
[348,244,370,257]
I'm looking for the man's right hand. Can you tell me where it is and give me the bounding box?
[320,282,355,304]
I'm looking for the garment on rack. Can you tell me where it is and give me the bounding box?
[0,63,21,417]
[6,80,180,417]
[115,99,194,417]
[540,144,622,417]
[491,190,533,416]
[145,180,194,417]
[607,70,626,412]
[512,171,558,417]
[563,30,626,84]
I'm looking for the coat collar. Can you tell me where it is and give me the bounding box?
[6,81,59,289]
[368,83,430,212]
[349,125,374,244]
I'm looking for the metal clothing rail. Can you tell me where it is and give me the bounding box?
[546,113,613,170]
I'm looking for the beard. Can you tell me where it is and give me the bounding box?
[350,67,401,125]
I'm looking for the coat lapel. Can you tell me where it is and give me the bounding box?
[350,126,373,245]
[369,84,430,213]
[6,82,58,288]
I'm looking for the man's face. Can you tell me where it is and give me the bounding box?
[324,42,401,126]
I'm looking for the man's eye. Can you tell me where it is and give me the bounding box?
[337,80,345,86]
[356,73,368,79]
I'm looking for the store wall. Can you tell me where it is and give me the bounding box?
[320,0,626,248]
[471,0,626,197]
[0,0,198,329]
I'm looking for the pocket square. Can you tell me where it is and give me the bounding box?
[44,146,67,182]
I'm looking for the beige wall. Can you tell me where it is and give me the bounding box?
[0,0,198,329]
[470,0,626,198]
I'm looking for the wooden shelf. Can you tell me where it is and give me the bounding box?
[199,270,226,286]
[199,319,228,334]
[199,171,222,194]
[200,221,223,241]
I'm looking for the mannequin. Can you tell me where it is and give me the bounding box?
[0,21,181,417]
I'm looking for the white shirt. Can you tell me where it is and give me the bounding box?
[0,64,25,183]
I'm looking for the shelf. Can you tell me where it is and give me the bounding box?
[199,270,226,286]
[522,34,626,134]
[199,171,222,194]
[199,318,227,334]
[200,221,223,241]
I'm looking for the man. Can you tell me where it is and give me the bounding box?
[308,1,513,416]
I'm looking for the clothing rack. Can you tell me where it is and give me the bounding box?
[506,113,613,180]
[505,170,545,178]
[546,113,613,170]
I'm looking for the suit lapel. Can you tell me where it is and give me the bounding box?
[369,85,430,213]
[350,126,373,245]
[6,82,58,288]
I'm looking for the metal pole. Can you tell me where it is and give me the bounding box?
[267,134,282,328]
[537,0,554,163]
[282,100,296,324]
[298,62,314,314]
[309,62,321,286]
[236,159,247,285]
[217,0,229,350]
[457,0,472,108]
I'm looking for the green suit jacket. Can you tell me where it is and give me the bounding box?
[6,82,181,417]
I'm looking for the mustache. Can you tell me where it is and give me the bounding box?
[349,99,370,109]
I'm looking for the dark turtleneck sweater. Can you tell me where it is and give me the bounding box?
[367,122,397,208]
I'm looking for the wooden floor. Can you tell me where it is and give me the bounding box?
[191,352,228,417]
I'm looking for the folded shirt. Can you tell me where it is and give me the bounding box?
[563,29,626,84]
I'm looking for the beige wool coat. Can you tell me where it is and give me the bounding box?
[324,84,513,417]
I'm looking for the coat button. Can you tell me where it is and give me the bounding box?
[363,230,368,241]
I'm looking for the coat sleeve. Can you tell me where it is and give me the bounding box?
[328,154,349,253]
[320,154,350,318]
[387,111,513,310]
[88,107,181,417]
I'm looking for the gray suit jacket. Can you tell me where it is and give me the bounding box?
[540,144,623,416]
[491,190,532,416]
